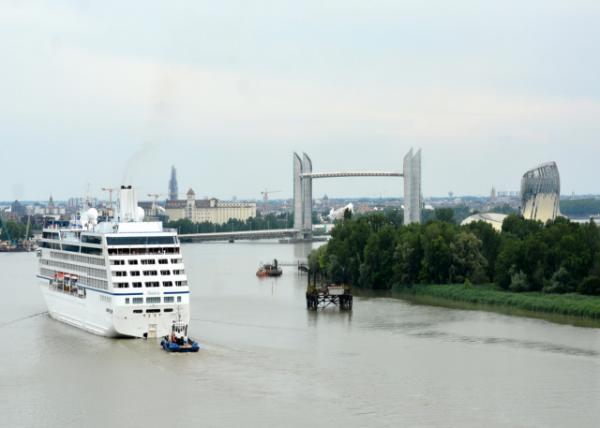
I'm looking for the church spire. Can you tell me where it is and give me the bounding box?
[168,166,179,201]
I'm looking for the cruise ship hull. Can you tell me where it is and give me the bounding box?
[39,278,189,338]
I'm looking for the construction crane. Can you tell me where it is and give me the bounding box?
[24,214,31,242]
[148,193,165,217]
[260,189,282,205]
[101,187,119,219]
[260,189,282,214]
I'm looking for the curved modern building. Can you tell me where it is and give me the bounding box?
[520,162,561,222]
[461,212,508,231]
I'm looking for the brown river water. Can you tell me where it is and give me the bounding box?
[0,241,599,427]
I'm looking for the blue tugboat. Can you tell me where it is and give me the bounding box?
[161,321,200,353]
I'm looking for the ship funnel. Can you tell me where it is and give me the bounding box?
[119,185,140,222]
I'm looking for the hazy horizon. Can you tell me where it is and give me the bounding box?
[1,1,599,201]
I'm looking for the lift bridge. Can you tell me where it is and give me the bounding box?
[178,149,422,242]
[178,228,299,243]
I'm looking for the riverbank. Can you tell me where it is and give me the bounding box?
[392,284,600,327]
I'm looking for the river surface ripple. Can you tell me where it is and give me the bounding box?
[0,242,599,427]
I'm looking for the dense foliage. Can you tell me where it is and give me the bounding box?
[422,205,473,224]
[310,210,600,295]
[560,199,600,217]
[167,212,293,234]
[0,218,29,241]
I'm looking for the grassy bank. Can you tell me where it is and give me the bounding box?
[393,284,600,326]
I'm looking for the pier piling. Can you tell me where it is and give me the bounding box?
[306,270,352,311]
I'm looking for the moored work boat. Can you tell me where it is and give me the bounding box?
[256,259,283,277]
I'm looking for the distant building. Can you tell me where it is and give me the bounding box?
[460,163,561,230]
[520,162,561,222]
[461,212,507,232]
[328,203,354,221]
[497,190,519,198]
[66,197,97,214]
[165,189,256,224]
[168,166,179,201]
[46,195,57,215]
[10,200,26,217]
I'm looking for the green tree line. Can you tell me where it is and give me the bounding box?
[310,210,600,296]
[560,199,600,217]
[0,218,30,241]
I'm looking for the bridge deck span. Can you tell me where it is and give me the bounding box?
[301,171,403,179]
[178,228,299,242]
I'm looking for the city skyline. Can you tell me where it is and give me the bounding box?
[3,149,599,203]
[1,1,599,200]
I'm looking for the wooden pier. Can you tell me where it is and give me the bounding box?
[305,270,352,311]
[277,260,309,273]
[306,287,353,311]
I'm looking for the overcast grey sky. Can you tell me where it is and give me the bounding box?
[1,0,599,201]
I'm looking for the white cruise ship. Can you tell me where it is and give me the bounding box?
[37,186,190,338]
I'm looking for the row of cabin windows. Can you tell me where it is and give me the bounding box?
[81,235,102,245]
[110,258,182,266]
[132,308,176,314]
[107,247,180,256]
[126,296,180,304]
[106,236,177,246]
[40,268,109,290]
[41,259,107,279]
[114,281,187,288]
[41,242,103,255]
[111,269,184,277]
[49,251,106,266]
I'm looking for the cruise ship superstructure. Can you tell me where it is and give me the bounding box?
[37,186,190,338]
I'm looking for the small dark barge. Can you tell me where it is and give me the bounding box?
[256,259,283,278]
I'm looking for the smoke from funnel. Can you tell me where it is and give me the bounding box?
[12,182,25,200]
[121,72,175,185]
